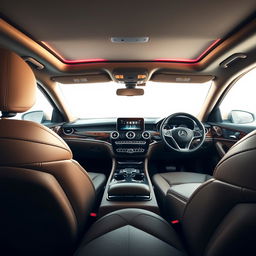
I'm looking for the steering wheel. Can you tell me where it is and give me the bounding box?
[160,112,206,153]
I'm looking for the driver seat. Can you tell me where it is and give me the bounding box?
[153,172,212,220]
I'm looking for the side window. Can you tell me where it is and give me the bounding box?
[15,87,53,123]
[219,68,256,125]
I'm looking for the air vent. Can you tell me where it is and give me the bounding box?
[204,127,210,134]
[62,127,74,135]
[110,131,120,139]
[142,131,151,140]
[212,126,222,137]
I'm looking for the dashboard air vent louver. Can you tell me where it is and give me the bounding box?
[62,127,74,135]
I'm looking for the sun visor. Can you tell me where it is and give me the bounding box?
[151,73,214,83]
[51,74,111,84]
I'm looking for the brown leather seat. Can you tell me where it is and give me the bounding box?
[75,208,187,256]
[76,131,256,256]
[153,172,212,220]
[0,48,102,255]
[88,172,106,196]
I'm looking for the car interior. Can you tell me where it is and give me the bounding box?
[1,1,256,255]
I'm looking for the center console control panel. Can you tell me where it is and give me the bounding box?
[110,118,151,155]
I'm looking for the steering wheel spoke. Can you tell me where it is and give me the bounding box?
[169,136,181,150]
[193,130,203,139]
[185,137,194,150]
[163,128,173,138]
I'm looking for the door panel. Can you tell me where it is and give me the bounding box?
[209,122,253,157]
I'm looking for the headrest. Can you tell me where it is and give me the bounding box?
[0,48,36,113]
[214,130,256,191]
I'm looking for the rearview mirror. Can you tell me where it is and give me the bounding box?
[22,110,46,123]
[229,110,254,124]
[116,88,144,96]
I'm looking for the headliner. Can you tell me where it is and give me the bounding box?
[1,0,256,63]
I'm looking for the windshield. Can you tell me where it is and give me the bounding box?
[58,81,211,118]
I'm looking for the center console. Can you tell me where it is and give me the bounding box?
[108,161,150,201]
[99,118,159,217]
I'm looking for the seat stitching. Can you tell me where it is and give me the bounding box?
[0,137,71,153]
[160,174,175,186]
[160,174,206,186]
[182,179,214,218]
[167,189,188,202]
[0,119,69,149]
[81,212,185,252]
[129,214,185,251]
[81,214,128,245]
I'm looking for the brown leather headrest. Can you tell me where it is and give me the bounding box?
[214,130,256,191]
[0,48,36,113]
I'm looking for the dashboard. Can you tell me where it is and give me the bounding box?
[59,117,213,157]
[49,115,247,176]
[61,117,159,158]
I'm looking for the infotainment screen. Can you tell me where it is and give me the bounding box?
[117,118,144,131]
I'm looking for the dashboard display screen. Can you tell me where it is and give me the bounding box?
[117,118,144,131]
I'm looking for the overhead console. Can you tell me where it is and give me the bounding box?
[110,118,151,156]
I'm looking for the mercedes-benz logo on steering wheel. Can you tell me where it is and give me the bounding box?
[178,130,187,137]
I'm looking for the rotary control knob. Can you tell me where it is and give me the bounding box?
[126,131,136,139]
[142,131,151,139]
[110,131,119,139]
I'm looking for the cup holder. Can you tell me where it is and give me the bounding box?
[114,173,126,181]
[132,173,144,182]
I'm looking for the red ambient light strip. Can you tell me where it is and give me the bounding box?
[154,39,221,63]
[41,39,221,64]
[41,41,107,64]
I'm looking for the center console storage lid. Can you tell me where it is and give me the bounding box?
[108,183,150,198]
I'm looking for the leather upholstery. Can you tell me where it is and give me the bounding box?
[153,131,256,255]
[214,131,256,190]
[153,172,211,219]
[88,172,106,195]
[0,48,36,113]
[0,49,96,255]
[0,119,96,255]
[0,118,72,164]
[75,208,187,256]
[182,179,256,256]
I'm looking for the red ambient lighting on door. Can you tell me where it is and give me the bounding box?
[154,39,221,63]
